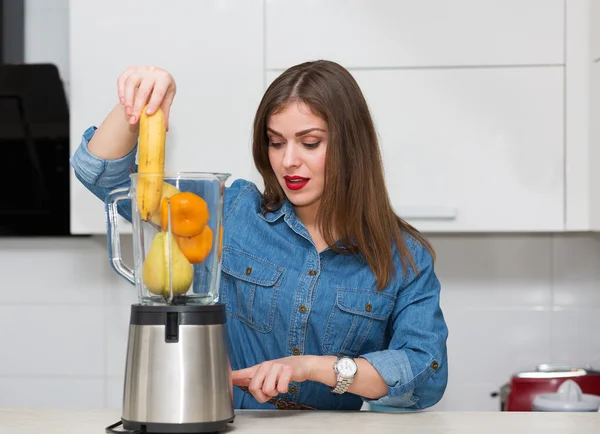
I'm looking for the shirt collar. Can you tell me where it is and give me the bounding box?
[258,199,310,243]
[257,199,355,253]
[257,199,293,223]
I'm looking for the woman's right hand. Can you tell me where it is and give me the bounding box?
[117,65,177,130]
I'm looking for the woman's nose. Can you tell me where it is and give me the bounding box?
[282,144,300,168]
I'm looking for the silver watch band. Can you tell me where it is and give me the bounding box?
[331,376,354,394]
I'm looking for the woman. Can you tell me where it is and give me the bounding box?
[70,60,448,411]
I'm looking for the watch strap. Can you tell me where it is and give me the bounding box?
[331,375,354,394]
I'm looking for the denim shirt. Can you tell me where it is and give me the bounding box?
[70,126,448,411]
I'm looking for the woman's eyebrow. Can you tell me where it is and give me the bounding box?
[295,128,326,137]
[266,127,326,137]
[267,127,283,137]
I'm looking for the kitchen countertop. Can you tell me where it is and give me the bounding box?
[1,407,598,433]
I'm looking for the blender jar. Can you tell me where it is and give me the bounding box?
[105,172,230,305]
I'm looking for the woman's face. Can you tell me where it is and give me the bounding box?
[267,101,328,214]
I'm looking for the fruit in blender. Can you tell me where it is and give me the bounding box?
[174,225,213,264]
[136,106,167,220]
[142,231,194,296]
[148,182,180,227]
[160,192,210,237]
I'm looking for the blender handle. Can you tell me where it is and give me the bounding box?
[105,187,135,285]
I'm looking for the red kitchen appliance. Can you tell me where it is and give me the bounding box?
[496,365,600,411]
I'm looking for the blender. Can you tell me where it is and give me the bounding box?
[103,172,234,434]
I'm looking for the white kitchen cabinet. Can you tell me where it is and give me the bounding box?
[66,1,575,235]
[590,1,600,231]
[564,0,600,231]
[69,0,265,234]
[265,0,564,69]
[267,66,565,232]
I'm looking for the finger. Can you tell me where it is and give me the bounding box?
[231,366,256,380]
[117,67,136,105]
[232,377,250,387]
[262,364,282,397]
[277,365,294,394]
[130,78,155,124]
[145,77,169,116]
[231,366,257,388]
[123,73,142,117]
[160,90,176,131]
[248,367,271,404]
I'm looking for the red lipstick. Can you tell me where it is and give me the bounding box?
[284,176,309,191]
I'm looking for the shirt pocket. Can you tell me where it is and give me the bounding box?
[221,247,284,333]
[322,287,395,357]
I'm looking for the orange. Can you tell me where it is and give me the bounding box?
[161,192,209,237]
[175,226,213,264]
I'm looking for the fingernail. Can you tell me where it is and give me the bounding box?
[125,106,131,115]
[119,97,124,105]
[130,115,136,124]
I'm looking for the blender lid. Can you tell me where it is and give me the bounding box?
[532,380,600,412]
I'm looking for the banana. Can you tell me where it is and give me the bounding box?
[136,106,167,220]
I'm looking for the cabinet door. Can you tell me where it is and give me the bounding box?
[69,0,264,234]
[266,0,564,69]
[267,67,564,232]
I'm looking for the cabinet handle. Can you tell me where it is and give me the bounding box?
[396,206,457,220]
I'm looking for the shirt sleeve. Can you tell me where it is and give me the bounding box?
[70,126,137,187]
[358,240,449,410]
[69,126,138,223]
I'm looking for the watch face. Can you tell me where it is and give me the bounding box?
[337,357,357,377]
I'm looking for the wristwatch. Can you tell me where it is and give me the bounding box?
[331,356,358,394]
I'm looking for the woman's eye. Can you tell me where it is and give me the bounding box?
[269,142,283,148]
[303,140,321,149]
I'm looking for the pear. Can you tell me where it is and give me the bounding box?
[147,182,181,227]
[142,231,194,297]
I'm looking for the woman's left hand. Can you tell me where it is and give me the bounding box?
[231,356,316,403]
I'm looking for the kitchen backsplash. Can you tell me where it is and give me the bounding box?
[1,233,599,411]
[1,0,598,411]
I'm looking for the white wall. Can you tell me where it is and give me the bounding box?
[23,0,70,98]
[1,0,598,411]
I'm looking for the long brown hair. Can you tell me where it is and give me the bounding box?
[252,60,435,290]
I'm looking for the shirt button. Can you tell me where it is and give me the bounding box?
[245,266,252,275]
[308,269,317,276]
[292,347,301,356]
[289,385,297,394]
[431,361,439,370]
[299,304,307,314]
[365,303,373,312]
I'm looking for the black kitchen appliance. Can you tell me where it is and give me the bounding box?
[0,63,71,236]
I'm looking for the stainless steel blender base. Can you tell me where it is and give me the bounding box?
[110,304,234,433]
